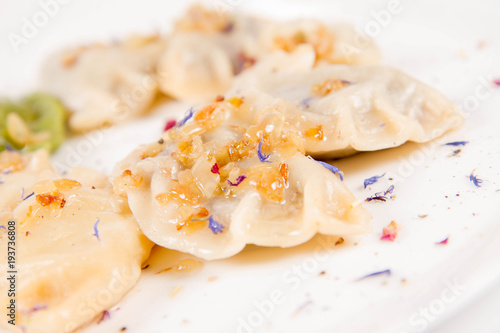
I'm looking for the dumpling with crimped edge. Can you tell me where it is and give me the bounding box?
[39,35,166,132]
[0,152,153,333]
[156,4,380,102]
[112,98,371,260]
[229,45,465,158]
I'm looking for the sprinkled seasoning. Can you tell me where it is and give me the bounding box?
[469,169,483,187]
[257,137,271,163]
[381,221,400,241]
[178,108,195,127]
[444,141,468,146]
[363,173,386,189]
[210,163,220,175]
[97,310,110,324]
[164,119,177,131]
[308,156,343,181]
[436,237,449,245]
[93,219,101,243]
[358,269,391,281]
[227,175,247,186]
[208,216,224,234]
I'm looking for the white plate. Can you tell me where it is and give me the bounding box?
[2,1,500,332]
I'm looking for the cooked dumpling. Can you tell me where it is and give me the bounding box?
[39,35,165,132]
[113,98,371,260]
[157,5,380,101]
[229,45,464,157]
[0,150,153,333]
[0,149,57,213]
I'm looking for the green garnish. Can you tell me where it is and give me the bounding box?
[0,93,67,153]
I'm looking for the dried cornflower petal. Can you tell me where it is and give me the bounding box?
[363,173,386,189]
[469,169,483,187]
[208,215,224,234]
[257,137,271,163]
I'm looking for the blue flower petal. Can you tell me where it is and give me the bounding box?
[208,216,224,234]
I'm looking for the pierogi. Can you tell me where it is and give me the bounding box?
[0,150,153,333]
[157,4,380,101]
[113,97,371,260]
[229,46,465,157]
[39,35,165,132]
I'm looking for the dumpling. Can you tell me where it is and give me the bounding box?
[39,35,165,132]
[0,149,57,213]
[0,150,153,333]
[156,4,380,101]
[112,97,371,260]
[229,45,464,157]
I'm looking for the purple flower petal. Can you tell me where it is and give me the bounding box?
[384,185,395,196]
[178,108,194,127]
[227,175,247,186]
[363,173,386,189]
[257,137,271,163]
[357,269,391,281]
[93,219,101,243]
[208,216,224,235]
[469,169,483,188]
[22,192,34,201]
[309,156,343,181]
[444,141,468,146]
